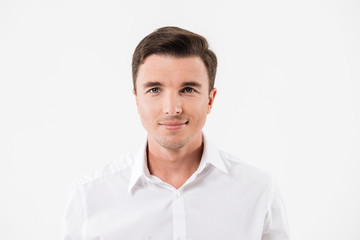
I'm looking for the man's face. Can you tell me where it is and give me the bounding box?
[134,54,217,150]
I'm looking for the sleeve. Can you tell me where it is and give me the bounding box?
[261,176,290,240]
[60,182,86,240]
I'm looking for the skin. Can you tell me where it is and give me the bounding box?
[134,54,217,189]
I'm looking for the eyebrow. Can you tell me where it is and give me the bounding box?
[143,82,163,88]
[181,81,202,88]
[143,81,202,88]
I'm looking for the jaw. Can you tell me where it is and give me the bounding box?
[153,128,190,150]
[150,125,204,152]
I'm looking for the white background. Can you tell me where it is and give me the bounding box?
[0,0,359,239]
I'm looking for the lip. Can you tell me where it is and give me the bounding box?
[159,121,188,130]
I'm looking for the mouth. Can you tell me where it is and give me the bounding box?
[159,121,188,130]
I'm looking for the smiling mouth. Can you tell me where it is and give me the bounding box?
[159,121,188,130]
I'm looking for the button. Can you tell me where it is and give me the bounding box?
[175,190,182,198]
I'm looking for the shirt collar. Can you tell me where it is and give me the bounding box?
[127,133,229,193]
[127,138,149,193]
[198,134,229,175]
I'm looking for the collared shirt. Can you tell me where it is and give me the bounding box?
[61,136,290,240]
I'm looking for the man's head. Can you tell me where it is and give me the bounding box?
[132,27,218,150]
[132,26,217,93]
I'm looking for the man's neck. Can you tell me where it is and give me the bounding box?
[147,134,203,189]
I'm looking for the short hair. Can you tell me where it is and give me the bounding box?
[132,26,217,93]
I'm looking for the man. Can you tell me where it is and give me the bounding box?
[61,26,290,240]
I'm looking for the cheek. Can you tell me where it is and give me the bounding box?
[198,99,210,113]
[138,100,159,126]
[138,105,151,123]
[186,100,209,122]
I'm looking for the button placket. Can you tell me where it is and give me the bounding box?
[172,189,186,240]
[175,190,182,198]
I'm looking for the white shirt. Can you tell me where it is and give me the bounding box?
[61,136,290,240]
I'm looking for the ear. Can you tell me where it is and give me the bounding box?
[207,88,217,114]
[133,89,139,113]
[133,89,138,105]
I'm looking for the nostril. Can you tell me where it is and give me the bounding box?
[162,96,182,115]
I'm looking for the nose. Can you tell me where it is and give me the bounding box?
[163,92,182,115]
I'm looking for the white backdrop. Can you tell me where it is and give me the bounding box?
[0,0,359,239]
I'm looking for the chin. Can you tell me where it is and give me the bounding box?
[155,135,189,150]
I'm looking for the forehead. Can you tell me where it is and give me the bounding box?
[136,55,209,88]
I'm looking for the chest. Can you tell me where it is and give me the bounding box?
[84,179,268,240]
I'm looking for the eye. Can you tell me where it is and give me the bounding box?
[182,87,195,93]
[149,87,160,94]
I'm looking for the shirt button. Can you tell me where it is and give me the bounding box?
[175,191,182,198]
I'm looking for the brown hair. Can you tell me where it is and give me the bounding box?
[132,26,217,93]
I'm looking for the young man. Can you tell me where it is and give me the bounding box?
[61,27,290,240]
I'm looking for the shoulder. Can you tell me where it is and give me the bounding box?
[72,153,134,189]
[219,150,273,186]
